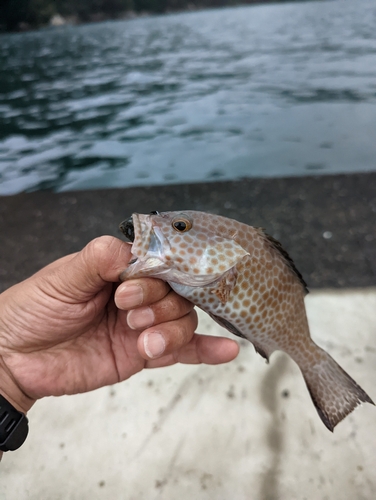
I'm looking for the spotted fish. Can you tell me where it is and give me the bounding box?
[119,210,373,431]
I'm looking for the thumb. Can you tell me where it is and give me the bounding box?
[49,236,132,300]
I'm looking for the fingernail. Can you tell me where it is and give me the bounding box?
[116,284,143,309]
[144,332,165,359]
[127,307,154,330]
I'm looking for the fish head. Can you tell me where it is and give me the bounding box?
[119,210,249,286]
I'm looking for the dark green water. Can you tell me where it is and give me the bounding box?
[1,0,376,195]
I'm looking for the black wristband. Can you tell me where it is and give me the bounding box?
[0,394,29,452]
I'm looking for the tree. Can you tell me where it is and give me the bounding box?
[0,0,55,31]
[0,0,32,31]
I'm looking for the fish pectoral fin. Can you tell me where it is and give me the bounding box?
[210,267,238,305]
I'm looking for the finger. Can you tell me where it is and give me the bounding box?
[45,237,133,300]
[145,334,240,368]
[137,310,198,360]
[125,290,194,330]
[114,278,171,311]
[14,253,78,290]
[34,253,78,275]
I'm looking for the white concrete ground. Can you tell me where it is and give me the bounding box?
[1,288,375,500]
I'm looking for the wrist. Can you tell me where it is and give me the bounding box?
[0,357,35,414]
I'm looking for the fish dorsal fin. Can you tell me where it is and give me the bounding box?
[255,228,309,295]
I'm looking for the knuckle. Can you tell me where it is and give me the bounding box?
[84,236,127,275]
[154,292,192,321]
[143,279,170,302]
[170,291,192,311]
[87,236,118,259]
[164,314,195,350]
[180,311,197,339]
[189,309,199,330]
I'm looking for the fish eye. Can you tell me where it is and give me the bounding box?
[172,217,192,233]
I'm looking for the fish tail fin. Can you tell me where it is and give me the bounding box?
[302,348,374,431]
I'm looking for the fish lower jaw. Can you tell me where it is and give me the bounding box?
[121,257,168,280]
[167,272,224,288]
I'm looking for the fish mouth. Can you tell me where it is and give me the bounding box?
[119,213,169,281]
[119,213,145,256]
[119,216,135,242]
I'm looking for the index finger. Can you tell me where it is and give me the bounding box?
[115,278,171,310]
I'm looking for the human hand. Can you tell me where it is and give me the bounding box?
[0,236,239,414]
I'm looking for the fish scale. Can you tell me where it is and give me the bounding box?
[119,210,374,431]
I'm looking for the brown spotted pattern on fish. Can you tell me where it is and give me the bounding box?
[119,210,374,431]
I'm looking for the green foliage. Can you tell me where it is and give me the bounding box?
[30,0,57,23]
[0,0,31,31]
[0,0,283,31]
[0,0,55,30]
[53,0,97,21]
[101,0,135,16]
[135,0,166,13]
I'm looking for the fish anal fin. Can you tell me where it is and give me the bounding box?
[210,267,237,305]
[302,348,374,431]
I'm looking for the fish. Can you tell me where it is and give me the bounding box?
[119,210,374,431]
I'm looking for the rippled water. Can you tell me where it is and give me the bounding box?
[1,0,376,195]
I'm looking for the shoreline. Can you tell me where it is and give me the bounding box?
[0,1,309,34]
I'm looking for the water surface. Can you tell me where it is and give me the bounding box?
[1,0,376,194]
